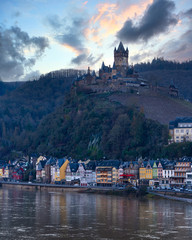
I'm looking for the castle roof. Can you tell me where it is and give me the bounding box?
[117,42,125,52]
[101,62,105,70]
[112,62,116,69]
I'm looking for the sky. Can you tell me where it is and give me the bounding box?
[0,0,192,82]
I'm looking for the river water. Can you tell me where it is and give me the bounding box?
[0,188,192,239]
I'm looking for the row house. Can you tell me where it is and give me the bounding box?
[172,160,191,186]
[119,162,139,185]
[65,162,80,184]
[96,160,120,186]
[79,160,96,186]
[51,158,69,183]
[36,160,47,182]
[44,157,56,183]
[139,160,166,187]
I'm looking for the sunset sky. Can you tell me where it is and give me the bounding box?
[0,0,191,81]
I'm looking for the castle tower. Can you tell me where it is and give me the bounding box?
[114,42,129,77]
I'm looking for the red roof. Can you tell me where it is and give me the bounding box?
[120,174,135,177]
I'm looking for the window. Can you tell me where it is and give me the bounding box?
[176,129,179,133]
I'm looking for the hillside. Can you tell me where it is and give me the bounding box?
[109,88,192,125]
[139,70,192,102]
[0,73,74,158]
[0,68,192,160]
[18,92,168,160]
[0,81,24,96]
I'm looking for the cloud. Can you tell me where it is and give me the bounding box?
[46,14,102,66]
[71,53,103,65]
[21,70,41,81]
[131,52,151,63]
[183,8,192,19]
[156,30,192,61]
[0,26,49,81]
[12,11,21,18]
[45,14,63,29]
[117,0,178,43]
[87,0,152,44]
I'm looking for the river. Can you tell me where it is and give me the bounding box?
[0,188,192,239]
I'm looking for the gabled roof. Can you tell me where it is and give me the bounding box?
[69,163,79,172]
[58,158,67,168]
[46,157,57,166]
[84,161,96,170]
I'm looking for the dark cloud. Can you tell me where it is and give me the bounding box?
[183,8,192,19]
[71,53,103,65]
[0,26,49,81]
[71,54,87,64]
[117,0,178,43]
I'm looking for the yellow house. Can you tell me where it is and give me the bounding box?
[139,167,146,179]
[145,162,153,179]
[0,167,3,178]
[139,161,153,180]
[55,158,69,182]
[112,167,119,184]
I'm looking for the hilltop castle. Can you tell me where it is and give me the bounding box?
[99,42,130,80]
[75,42,147,93]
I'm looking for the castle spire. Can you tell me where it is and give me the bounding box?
[87,66,91,75]
[117,42,125,52]
[101,61,105,70]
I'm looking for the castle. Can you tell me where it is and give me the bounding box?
[75,42,147,93]
[99,42,130,80]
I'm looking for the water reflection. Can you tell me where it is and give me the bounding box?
[0,188,192,239]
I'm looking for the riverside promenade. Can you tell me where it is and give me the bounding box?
[0,181,113,192]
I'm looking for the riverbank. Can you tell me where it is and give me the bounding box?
[148,191,192,203]
[2,182,192,203]
[0,182,142,197]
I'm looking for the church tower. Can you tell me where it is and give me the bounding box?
[114,42,129,77]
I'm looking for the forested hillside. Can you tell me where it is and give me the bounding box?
[0,81,24,96]
[16,92,168,160]
[0,73,74,158]
[0,63,192,160]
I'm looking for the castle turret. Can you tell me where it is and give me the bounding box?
[112,62,116,77]
[114,42,129,77]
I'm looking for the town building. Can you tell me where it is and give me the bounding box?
[172,159,191,186]
[169,117,192,143]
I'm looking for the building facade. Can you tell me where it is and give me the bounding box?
[169,117,192,143]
